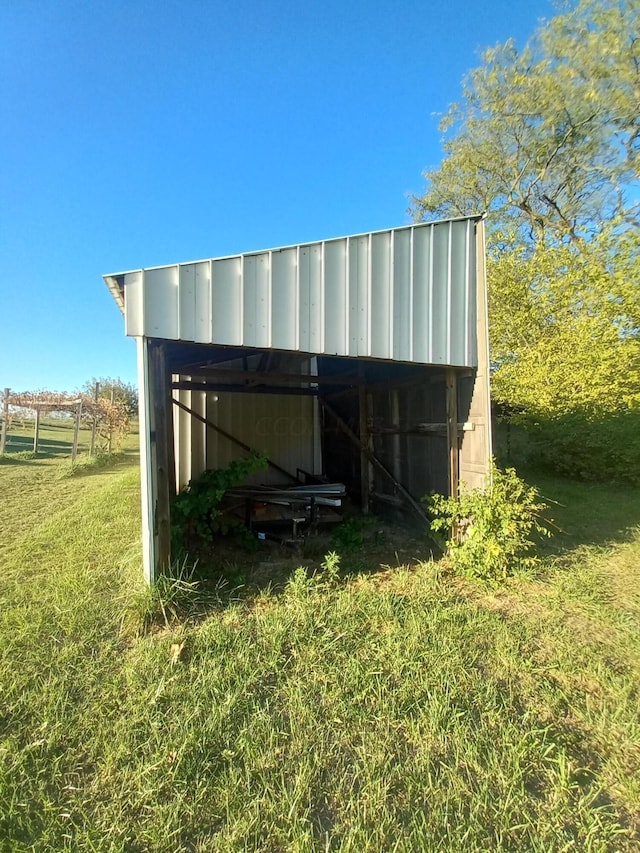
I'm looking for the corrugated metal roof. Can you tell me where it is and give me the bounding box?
[104,216,482,367]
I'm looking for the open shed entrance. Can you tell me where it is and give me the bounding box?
[140,339,488,580]
[105,216,492,582]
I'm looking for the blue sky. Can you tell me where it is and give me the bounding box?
[1,0,555,392]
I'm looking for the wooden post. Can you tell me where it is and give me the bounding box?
[391,389,402,481]
[71,401,82,462]
[446,368,459,498]
[107,388,115,453]
[33,406,40,453]
[166,371,177,498]
[358,382,370,514]
[90,381,100,455]
[0,388,9,454]
[151,343,172,572]
[319,397,428,526]
[138,338,156,583]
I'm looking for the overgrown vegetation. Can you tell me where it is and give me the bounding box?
[424,464,550,581]
[170,452,269,552]
[1,448,639,851]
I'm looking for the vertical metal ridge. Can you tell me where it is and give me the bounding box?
[208,259,214,344]
[388,230,394,359]
[408,227,414,362]
[319,241,326,354]
[428,225,434,363]
[465,220,471,365]
[141,269,148,337]
[344,237,357,355]
[239,254,245,347]
[292,246,302,350]
[367,232,373,356]
[267,251,273,349]
[446,220,453,365]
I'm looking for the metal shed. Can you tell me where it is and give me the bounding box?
[105,216,492,583]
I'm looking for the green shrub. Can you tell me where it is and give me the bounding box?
[171,452,268,551]
[523,410,640,486]
[423,464,549,581]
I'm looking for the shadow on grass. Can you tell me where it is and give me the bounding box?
[2,435,81,455]
[494,422,640,556]
[0,454,48,467]
[148,517,438,627]
[530,472,640,557]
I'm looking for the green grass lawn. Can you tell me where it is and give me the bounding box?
[0,447,639,851]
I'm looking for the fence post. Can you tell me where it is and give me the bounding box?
[0,388,8,454]
[90,381,100,455]
[33,406,41,453]
[72,401,82,462]
[107,389,115,453]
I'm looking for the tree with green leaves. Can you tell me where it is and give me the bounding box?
[413,0,639,244]
[80,377,138,417]
[413,0,640,482]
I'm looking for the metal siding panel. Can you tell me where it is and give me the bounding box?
[111,217,482,368]
[466,221,478,366]
[190,389,207,481]
[298,246,312,353]
[243,253,270,348]
[309,244,323,354]
[124,271,144,337]
[431,223,450,364]
[449,220,468,365]
[392,229,412,362]
[212,257,243,345]
[324,239,348,355]
[361,235,371,356]
[348,236,370,356]
[411,225,431,363]
[348,238,359,357]
[195,261,212,344]
[271,248,298,350]
[178,264,196,342]
[298,243,323,353]
[202,392,316,485]
[174,387,193,490]
[144,267,179,339]
[370,231,392,359]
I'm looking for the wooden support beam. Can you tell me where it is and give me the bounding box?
[166,376,177,499]
[446,368,459,498]
[319,397,427,526]
[171,381,318,396]
[368,422,475,436]
[151,343,173,573]
[1,387,10,454]
[172,397,298,483]
[358,382,370,514]
[324,369,447,399]
[175,369,361,388]
[33,406,40,453]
